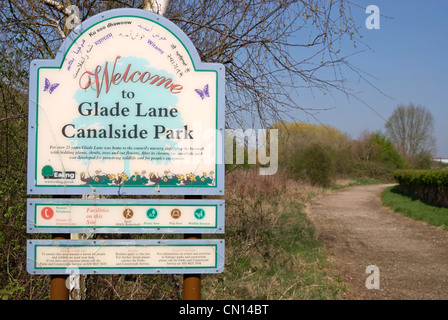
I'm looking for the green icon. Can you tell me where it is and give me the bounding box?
[146,208,158,219]
[41,165,54,179]
[194,208,205,220]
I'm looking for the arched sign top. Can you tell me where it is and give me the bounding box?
[57,8,211,73]
[27,8,225,196]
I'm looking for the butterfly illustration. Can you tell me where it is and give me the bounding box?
[43,78,60,94]
[195,84,209,100]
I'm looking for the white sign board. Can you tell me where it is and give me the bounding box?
[27,239,224,275]
[27,198,224,234]
[27,8,225,196]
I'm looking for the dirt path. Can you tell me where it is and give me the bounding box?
[306,184,448,300]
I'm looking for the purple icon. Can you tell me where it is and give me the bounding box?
[43,78,59,94]
[195,84,209,100]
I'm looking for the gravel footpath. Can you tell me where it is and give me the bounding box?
[306,184,448,300]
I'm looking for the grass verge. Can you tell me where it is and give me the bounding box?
[202,169,346,300]
[381,185,448,231]
[2,168,347,300]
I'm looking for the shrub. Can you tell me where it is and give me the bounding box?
[352,131,406,181]
[291,144,335,187]
[394,169,448,208]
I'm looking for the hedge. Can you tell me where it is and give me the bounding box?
[394,169,448,208]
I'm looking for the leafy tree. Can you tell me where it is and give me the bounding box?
[293,143,334,187]
[273,121,352,185]
[351,130,406,180]
[369,131,405,169]
[353,130,405,168]
[273,121,349,164]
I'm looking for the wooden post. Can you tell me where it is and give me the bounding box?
[183,195,202,300]
[50,233,70,300]
[183,232,202,300]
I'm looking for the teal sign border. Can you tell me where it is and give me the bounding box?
[27,8,225,196]
[27,198,225,234]
[27,239,224,275]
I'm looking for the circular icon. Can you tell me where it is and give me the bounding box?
[171,209,181,219]
[194,208,205,220]
[146,208,158,219]
[123,208,133,219]
[41,207,54,220]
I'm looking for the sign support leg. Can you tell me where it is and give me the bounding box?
[183,195,202,300]
[50,233,70,300]
[183,232,202,300]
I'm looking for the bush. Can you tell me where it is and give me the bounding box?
[394,169,448,208]
[370,132,406,169]
[352,131,406,181]
[290,144,335,187]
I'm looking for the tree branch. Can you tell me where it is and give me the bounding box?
[40,0,72,17]
[143,0,170,15]
[0,113,27,123]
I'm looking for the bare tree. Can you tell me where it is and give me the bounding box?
[143,0,170,14]
[352,129,379,162]
[168,0,368,128]
[385,103,436,163]
[0,0,369,128]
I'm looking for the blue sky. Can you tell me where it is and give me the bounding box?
[293,1,448,157]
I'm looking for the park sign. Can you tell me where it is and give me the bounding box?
[27,8,225,196]
[27,198,225,234]
[27,239,224,275]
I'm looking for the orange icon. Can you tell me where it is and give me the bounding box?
[41,207,54,220]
